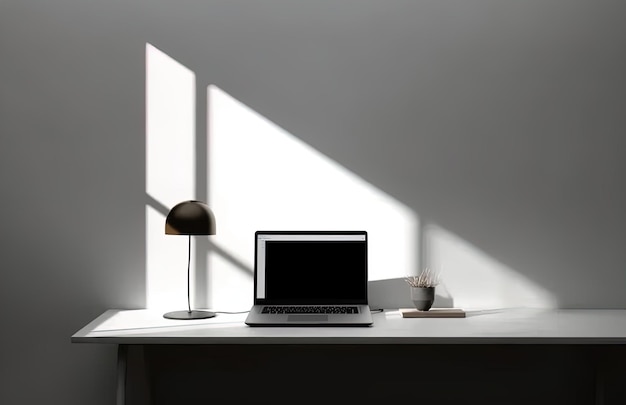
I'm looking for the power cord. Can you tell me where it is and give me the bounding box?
[213,310,250,314]
[370,309,384,314]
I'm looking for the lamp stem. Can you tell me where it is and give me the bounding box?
[187,234,191,313]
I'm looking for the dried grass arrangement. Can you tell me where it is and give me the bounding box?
[405,268,440,288]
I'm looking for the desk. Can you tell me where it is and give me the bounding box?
[72,308,626,405]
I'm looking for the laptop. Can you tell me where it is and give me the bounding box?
[245,231,373,326]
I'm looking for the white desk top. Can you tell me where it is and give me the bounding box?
[71,308,626,344]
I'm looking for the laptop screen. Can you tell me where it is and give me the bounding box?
[254,231,368,305]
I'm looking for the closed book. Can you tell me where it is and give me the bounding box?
[400,308,466,318]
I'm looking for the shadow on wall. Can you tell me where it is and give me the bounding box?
[145,43,557,312]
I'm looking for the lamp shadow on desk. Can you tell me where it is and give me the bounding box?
[368,278,454,310]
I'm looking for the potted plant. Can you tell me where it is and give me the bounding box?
[405,268,440,311]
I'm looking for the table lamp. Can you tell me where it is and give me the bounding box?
[164,200,216,320]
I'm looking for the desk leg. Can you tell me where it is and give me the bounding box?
[116,345,127,405]
[594,346,626,405]
[118,345,152,405]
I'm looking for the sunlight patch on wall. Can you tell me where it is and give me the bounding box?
[145,43,196,310]
[208,252,254,311]
[145,43,195,207]
[207,85,418,309]
[425,225,557,309]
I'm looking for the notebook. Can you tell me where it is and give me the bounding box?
[245,231,373,326]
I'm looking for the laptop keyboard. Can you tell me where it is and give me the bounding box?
[262,306,359,314]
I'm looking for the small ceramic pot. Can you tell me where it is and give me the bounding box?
[410,286,435,311]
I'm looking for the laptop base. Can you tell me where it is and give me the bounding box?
[245,305,373,326]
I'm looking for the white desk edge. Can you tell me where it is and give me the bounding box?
[71,308,626,345]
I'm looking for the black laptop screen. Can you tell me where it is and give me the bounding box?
[255,232,367,305]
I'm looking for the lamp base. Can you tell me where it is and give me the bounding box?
[163,310,216,320]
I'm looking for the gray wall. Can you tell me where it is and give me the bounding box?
[1,1,625,404]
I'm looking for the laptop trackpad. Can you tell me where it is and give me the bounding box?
[288,315,328,322]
